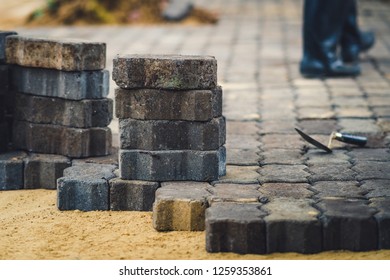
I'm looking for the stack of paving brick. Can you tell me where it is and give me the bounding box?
[113,54,226,182]
[0,35,113,191]
[0,31,16,153]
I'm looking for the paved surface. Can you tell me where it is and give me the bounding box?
[11,0,390,253]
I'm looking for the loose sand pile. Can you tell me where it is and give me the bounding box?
[25,0,218,26]
[1,189,390,260]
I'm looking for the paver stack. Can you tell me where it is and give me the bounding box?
[112,54,226,182]
[0,34,113,190]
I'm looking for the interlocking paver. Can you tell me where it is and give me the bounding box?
[258,164,309,183]
[370,198,390,249]
[207,183,260,204]
[360,180,390,198]
[311,181,364,198]
[308,163,356,183]
[259,183,313,199]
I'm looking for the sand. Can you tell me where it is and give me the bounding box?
[1,189,389,260]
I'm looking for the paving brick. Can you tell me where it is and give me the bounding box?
[115,87,222,121]
[11,66,109,100]
[0,31,17,63]
[338,119,382,136]
[153,181,210,231]
[6,36,106,71]
[13,121,112,158]
[312,181,364,198]
[205,202,267,254]
[57,163,117,211]
[263,198,321,253]
[0,151,26,190]
[259,120,297,134]
[258,164,309,183]
[308,163,356,183]
[109,178,159,211]
[335,107,373,118]
[72,147,119,166]
[119,146,225,181]
[297,107,335,120]
[360,180,390,198]
[119,117,225,150]
[113,54,217,90]
[370,198,390,249]
[226,134,259,150]
[353,162,390,180]
[316,198,378,251]
[306,150,350,166]
[348,149,390,162]
[226,121,258,135]
[377,118,390,132]
[24,153,71,189]
[261,134,304,150]
[372,106,390,118]
[298,120,340,135]
[0,65,10,91]
[15,93,113,128]
[0,121,9,153]
[208,183,260,204]
[260,149,304,165]
[216,165,259,184]
[226,149,259,166]
[259,183,313,199]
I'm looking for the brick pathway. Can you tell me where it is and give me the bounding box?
[13,0,390,253]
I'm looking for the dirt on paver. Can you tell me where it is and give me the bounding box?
[1,189,390,260]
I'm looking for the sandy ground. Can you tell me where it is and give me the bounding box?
[1,189,390,260]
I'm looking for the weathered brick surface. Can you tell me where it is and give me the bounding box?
[263,198,322,254]
[216,165,259,184]
[0,121,8,153]
[360,180,390,198]
[370,198,390,249]
[119,117,225,150]
[0,65,10,91]
[258,164,309,183]
[259,183,313,199]
[112,54,217,89]
[24,153,71,189]
[311,181,364,198]
[260,149,304,165]
[0,151,26,190]
[308,163,356,182]
[226,149,259,166]
[207,183,260,204]
[0,31,17,63]
[13,121,112,158]
[316,198,378,251]
[57,163,117,211]
[119,146,225,181]
[115,87,222,121]
[109,178,159,211]
[353,162,390,180]
[306,150,350,166]
[205,202,267,254]
[11,66,109,100]
[6,36,106,71]
[348,149,390,162]
[153,182,210,231]
[15,93,113,128]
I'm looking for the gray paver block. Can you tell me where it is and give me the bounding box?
[360,180,390,198]
[306,150,350,166]
[226,121,258,135]
[0,121,9,153]
[226,134,259,150]
[0,65,10,90]
[370,198,390,249]
[308,163,356,182]
[338,119,382,136]
[0,151,26,190]
[57,163,117,211]
[119,146,226,181]
[353,162,390,180]
[24,153,71,189]
[119,117,225,150]
[208,183,260,204]
[0,31,17,63]
[109,178,159,211]
[297,107,335,120]
[112,54,217,90]
[259,183,313,199]
[261,134,304,150]
[11,66,109,100]
[312,181,364,198]
[6,36,106,71]
[216,165,259,184]
[13,121,112,158]
[298,120,340,135]
[263,198,322,254]
[258,164,309,183]
[348,149,390,162]
[316,198,378,251]
[15,93,113,127]
[227,148,259,166]
[153,181,211,231]
[115,87,222,121]
[260,149,304,165]
[205,202,267,254]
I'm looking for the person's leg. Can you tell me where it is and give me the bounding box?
[340,0,375,63]
[300,0,360,78]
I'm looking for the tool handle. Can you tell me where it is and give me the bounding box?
[334,133,367,146]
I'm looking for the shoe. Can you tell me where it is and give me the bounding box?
[300,57,361,78]
[341,31,375,62]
